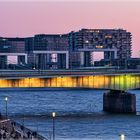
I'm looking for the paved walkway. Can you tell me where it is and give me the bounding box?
[0,116,47,140]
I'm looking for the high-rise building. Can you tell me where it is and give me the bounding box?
[0,28,132,69]
[69,29,132,67]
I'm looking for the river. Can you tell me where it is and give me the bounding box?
[0,89,140,140]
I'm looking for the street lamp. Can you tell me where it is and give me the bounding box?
[120,133,125,140]
[33,53,36,69]
[5,97,8,119]
[52,112,56,140]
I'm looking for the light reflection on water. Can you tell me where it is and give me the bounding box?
[0,89,140,140]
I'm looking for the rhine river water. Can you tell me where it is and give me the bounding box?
[0,89,140,140]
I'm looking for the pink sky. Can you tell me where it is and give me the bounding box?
[0,0,140,57]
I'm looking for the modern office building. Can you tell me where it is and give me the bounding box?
[0,28,132,69]
[25,34,69,69]
[0,37,27,69]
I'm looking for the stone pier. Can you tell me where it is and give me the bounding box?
[103,90,136,113]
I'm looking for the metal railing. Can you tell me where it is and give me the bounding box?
[0,69,140,79]
[0,118,48,140]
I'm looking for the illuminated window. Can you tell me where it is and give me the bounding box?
[105,35,112,38]
[85,40,89,43]
[51,53,57,62]
[96,45,103,49]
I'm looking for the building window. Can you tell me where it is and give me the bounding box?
[96,45,104,49]
[51,53,57,62]
[105,35,112,38]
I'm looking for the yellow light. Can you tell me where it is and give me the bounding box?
[52,112,56,118]
[82,76,89,88]
[96,45,103,49]
[120,133,125,140]
[0,74,139,90]
[56,77,62,87]
[51,78,57,87]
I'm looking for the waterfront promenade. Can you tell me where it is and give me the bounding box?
[0,115,47,140]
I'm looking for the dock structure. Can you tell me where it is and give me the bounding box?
[0,116,47,140]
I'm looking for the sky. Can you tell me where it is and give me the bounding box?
[0,0,140,57]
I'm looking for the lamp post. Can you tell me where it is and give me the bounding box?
[5,97,8,119]
[33,53,36,69]
[52,112,56,140]
[120,133,125,140]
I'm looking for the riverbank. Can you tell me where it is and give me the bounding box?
[0,115,47,140]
